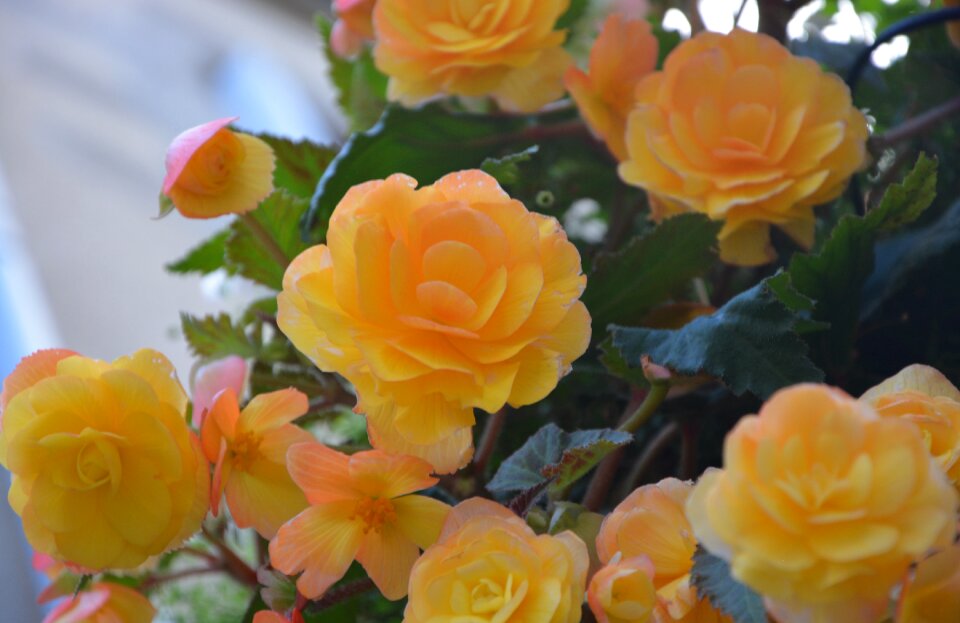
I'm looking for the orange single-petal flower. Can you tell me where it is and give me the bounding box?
[162,117,275,219]
[269,442,451,600]
[253,611,304,623]
[564,13,658,161]
[201,388,313,539]
[43,582,155,623]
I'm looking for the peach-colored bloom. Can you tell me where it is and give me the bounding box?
[687,384,958,623]
[565,14,658,160]
[331,0,376,58]
[404,497,588,623]
[588,553,658,623]
[43,582,155,623]
[191,355,247,428]
[201,388,312,539]
[619,29,869,266]
[277,170,590,473]
[373,0,573,112]
[897,542,960,623]
[861,364,960,488]
[596,478,731,622]
[269,442,450,600]
[0,349,209,570]
[162,117,275,219]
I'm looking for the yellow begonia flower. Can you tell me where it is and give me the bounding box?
[277,170,590,473]
[372,0,573,112]
[162,117,275,219]
[565,13,659,161]
[896,541,960,623]
[404,497,588,623]
[269,442,450,600]
[42,582,155,623]
[861,364,960,489]
[0,349,209,571]
[201,388,312,539]
[595,478,732,622]
[588,553,658,623]
[686,384,958,623]
[619,29,869,266]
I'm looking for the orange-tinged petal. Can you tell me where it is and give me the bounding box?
[357,523,421,600]
[201,388,241,461]
[348,450,439,499]
[393,494,451,550]
[365,404,474,475]
[0,349,76,413]
[285,442,357,504]
[191,355,247,428]
[226,458,308,539]
[239,388,309,434]
[269,502,363,599]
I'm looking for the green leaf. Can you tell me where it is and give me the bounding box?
[767,272,830,334]
[599,336,649,387]
[783,154,937,373]
[303,103,543,239]
[166,230,230,276]
[226,190,311,290]
[487,423,633,494]
[556,0,589,30]
[156,192,175,219]
[611,280,824,399]
[583,214,721,334]
[691,547,767,623]
[181,313,260,359]
[481,145,540,186]
[255,133,338,199]
[316,13,387,132]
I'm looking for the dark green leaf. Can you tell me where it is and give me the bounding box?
[599,336,649,387]
[181,313,260,359]
[556,0,589,30]
[239,592,268,623]
[481,145,540,186]
[611,281,824,399]
[316,14,387,132]
[166,230,230,276]
[767,272,830,334]
[304,104,542,239]
[226,190,311,290]
[783,154,937,373]
[583,214,721,334]
[487,423,633,494]
[691,547,767,623]
[255,133,338,199]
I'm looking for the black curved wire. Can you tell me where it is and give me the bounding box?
[846,7,960,92]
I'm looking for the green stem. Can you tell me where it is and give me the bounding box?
[238,212,289,270]
[618,383,670,435]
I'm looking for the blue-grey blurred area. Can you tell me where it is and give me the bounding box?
[0,0,341,617]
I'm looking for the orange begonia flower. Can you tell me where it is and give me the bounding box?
[201,388,312,539]
[588,553,658,623]
[269,442,450,600]
[162,117,275,219]
[897,541,960,623]
[687,384,958,623]
[0,349,209,570]
[619,29,868,266]
[372,0,573,112]
[565,14,659,161]
[861,364,960,489]
[596,478,731,622]
[277,170,590,473]
[253,611,304,623]
[43,582,155,623]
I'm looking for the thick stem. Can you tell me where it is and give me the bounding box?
[304,578,376,613]
[582,445,628,511]
[201,524,258,588]
[757,0,803,43]
[141,566,223,591]
[621,421,681,495]
[473,409,507,477]
[870,94,960,152]
[238,212,289,270]
[618,383,670,435]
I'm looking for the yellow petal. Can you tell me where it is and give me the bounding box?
[226,458,308,539]
[393,494,451,550]
[356,523,420,600]
[240,388,309,434]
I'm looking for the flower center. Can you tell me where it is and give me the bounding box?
[40,428,124,492]
[178,129,244,195]
[230,431,262,471]
[352,497,397,533]
[469,573,527,619]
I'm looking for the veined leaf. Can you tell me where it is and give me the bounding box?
[487,423,633,494]
[584,213,721,334]
[611,280,823,399]
[254,133,337,199]
[166,230,230,276]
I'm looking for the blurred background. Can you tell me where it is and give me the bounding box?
[0,0,951,620]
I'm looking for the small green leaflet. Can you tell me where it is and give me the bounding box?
[166,231,231,276]
[481,145,539,186]
[691,547,767,623]
[254,132,338,199]
[487,423,633,494]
